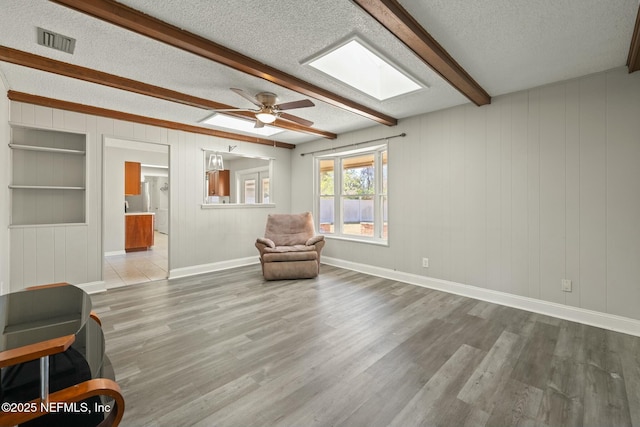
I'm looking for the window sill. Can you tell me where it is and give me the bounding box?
[321,234,389,247]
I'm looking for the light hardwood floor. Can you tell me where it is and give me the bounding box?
[91,264,640,427]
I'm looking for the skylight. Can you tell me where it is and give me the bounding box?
[200,113,283,137]
[307,39,423,101]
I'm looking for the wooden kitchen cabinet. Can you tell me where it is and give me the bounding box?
[125,214,154,252]
[207,170,230,196]
[124,161,141,195]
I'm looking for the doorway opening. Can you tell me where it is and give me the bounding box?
[102,137,169,287]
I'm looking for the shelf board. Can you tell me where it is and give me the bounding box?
[9,185,85,190]
[8,144,86,155]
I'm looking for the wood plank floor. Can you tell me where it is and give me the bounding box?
[91,264,640,427]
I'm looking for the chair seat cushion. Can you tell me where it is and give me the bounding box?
[263,244,316,253]
[263,250,318,263]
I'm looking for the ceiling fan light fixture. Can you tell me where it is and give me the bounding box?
[255,112,277,124]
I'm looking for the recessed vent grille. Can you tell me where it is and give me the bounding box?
[37,27,76,54]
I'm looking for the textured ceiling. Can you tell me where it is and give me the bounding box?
[0,0,638,144]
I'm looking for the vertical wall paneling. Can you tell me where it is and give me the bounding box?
[579,74,608,313]
[405,119,422,274]
[34,105,52,129]
[35,228,55,284]
[0,77,9,293]
[63,111,86,132]
[290,68,640,322]
[22,228,36,286]
[465,105,487,288]
[113,119,134,139]
[564,81,581,308]
[424,111,445,279]
[167,130,179,270]
[527,89,541,299]
[86,115,101,282]
[20,103,35,125]
[6,100,291,290]
[448,107,467,284]
[52,109,64,128]
[9,101,22,124]
[65,226,88,284]
[54,227,66,282]
[605,69,640,319]
[510,91,529,297]
[9,229,23,292]
[485,98,502,291]
[538,84,566,304]
[499,95,513,293]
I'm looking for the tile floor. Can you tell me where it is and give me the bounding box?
[103,231,168,288]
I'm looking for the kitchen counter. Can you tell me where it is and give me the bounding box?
[125,212,155,216]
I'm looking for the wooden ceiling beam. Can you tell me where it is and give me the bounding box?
[0,46,336,140]
[7,91,296,149]
[49,0,398,126]
[628,5,640,73]
[352,0,491,106]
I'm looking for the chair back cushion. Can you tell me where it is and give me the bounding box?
[264,212,315,246]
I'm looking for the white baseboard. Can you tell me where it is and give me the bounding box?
[77,280,107,294]
[104,250,126,257]
[322,257,640,337]
[169,256,259,279]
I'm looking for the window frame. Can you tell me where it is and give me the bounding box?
[314,143,388,245]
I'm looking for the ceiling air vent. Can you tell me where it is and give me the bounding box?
[37,27,76,54]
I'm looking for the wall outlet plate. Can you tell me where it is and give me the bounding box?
[422,258,429,268]
[561,279,572,292]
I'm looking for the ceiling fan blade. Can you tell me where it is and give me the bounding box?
[210,108,256,112]
[230,88,262,107]
[254,119,265,129]
[280,112,314,127]
[276,99,315,110]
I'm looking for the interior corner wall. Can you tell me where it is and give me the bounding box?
[0,78,10,294]
[292,67,640,322]
[7,104,292,291]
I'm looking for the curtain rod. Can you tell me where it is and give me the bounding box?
[299,133,406,156]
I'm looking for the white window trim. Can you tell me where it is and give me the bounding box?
[314,143,388,245]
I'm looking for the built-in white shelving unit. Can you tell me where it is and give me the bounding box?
[9,126,87,226]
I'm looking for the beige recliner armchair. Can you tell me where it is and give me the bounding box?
[255,212,325,280]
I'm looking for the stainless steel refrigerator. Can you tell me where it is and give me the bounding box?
[125,181,150,212]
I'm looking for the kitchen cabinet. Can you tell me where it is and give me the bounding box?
[125,161,141,195]
[207,170,230,196]
[9,125,86,226]
[125,213,154,252]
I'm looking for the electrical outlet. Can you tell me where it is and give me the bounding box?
[422,258,429,268]
[561,279,572,292]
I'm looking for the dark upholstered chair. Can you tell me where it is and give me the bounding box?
[255,212,325,280]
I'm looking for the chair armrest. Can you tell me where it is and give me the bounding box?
[306,235,325,246]
[256,237,276,248]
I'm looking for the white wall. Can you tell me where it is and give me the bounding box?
[292,67,640,321]
[0,73,9,294]
[6,104,292,290]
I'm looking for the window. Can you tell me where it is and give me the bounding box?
[316,145,388,242]
[238,169,269,204]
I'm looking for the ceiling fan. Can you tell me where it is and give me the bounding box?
[212,88,315,128]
